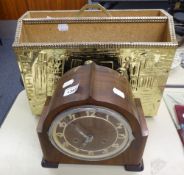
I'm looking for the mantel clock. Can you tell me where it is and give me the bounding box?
[37,62,148,171]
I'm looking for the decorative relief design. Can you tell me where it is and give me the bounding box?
[16,48,175,116]
[118,48,175,116]
[17,49,67,115]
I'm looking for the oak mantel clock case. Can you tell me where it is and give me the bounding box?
[37,63,148,171]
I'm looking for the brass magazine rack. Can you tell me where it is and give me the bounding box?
[13,4,177,117]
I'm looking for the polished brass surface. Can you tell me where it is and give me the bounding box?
[15,48,176,116]
[118,48,176,116]
[15,49,67,115]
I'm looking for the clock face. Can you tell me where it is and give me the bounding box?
[49,105,134,161]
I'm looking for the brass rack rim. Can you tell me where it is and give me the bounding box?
[13,42,178,49]
[22,16,168,24]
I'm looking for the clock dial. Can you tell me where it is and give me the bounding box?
[49,105,134,161]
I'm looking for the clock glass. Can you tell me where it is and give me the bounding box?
[49,105,134,161]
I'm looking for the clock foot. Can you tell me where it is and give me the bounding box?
[125,160,144,172]
[41,159,59,168]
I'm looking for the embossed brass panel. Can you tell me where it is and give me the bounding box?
[15,48,176,116]
[13,7,177,116]
[15,49,67,115]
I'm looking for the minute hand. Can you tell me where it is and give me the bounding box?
[75,126,89,139]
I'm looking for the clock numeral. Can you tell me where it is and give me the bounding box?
[56,132,64,138]
[59,122,66,128]
[74,147,79,152]
[102,149,108,154]
[112,143,120,148]
[116,123,123,129]
[118,133,126,139]
[105,115,109,121]
[68,114,76,120]
[86,111,96,117]
[88,151,94,156]
[62,142,69,148]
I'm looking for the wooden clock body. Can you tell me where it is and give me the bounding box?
[37,63,148,171]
